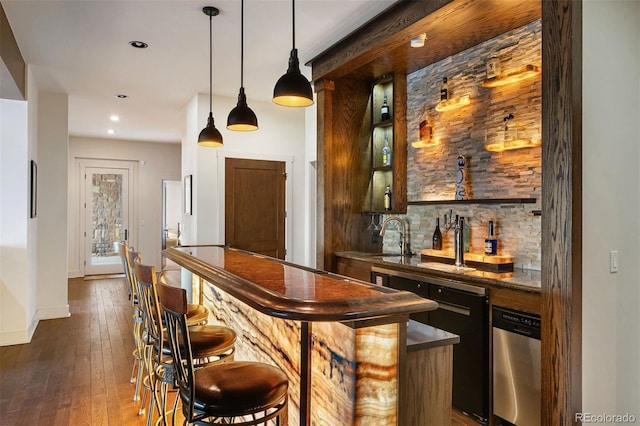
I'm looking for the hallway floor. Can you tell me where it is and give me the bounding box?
[0,277,156,425]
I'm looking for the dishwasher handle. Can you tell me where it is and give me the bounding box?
[512,326,532,337]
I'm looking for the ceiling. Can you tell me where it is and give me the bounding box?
[2,0,397,143]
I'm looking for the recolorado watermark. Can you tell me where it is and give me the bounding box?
[576,412,637,423]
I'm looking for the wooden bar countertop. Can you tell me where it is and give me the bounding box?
[163,245,437,322]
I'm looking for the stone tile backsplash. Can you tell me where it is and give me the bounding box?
[383,19,542,270]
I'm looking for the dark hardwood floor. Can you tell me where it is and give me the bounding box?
[1,276,479,426]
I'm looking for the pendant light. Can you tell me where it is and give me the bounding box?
[227,0,258,131]
[272,0,314,107]
[198,6,223,147]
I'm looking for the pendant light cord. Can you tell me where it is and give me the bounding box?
[240,0,244,87]
[291,0,295,49]
[209,13,213,113]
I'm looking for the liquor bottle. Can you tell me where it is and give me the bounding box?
[440,77,448,101]
[381,95,391,121]
[432,216,443,250]
[381,136,391,167]
[486,55,501,79]
[384,185,392,211]
[484,220,498,255]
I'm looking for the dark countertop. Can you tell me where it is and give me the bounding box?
[163,245,438,322]
[336,251,541,293]
[406,320,460,352]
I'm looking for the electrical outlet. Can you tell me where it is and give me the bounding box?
[610,250,619,273]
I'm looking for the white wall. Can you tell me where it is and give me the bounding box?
[583,0,640,416]
[0,99,34,345]
[0,69,39,345]
[68,137,181,275]
[36,92,69,320]
[182,92,310,266]
[304,103,318,267]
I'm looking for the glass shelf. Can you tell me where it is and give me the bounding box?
[411,139,439,148]
[373,120,393,128]
[407,198,536,205]
[435,94,471,112]
[481,64,541,88]
[485,139,541,152]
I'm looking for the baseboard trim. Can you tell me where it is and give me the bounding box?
[68,270,82,278]
[0,313,38,347]
[37,305,71,320]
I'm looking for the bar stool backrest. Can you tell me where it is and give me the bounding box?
[125,249,142,309]
[134,263,164,364]
[119,242,135,305]
[157,281,197,421]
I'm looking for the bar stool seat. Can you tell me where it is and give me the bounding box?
[186,304,209,326]
[191,361,288,416]
[187,325,236,360]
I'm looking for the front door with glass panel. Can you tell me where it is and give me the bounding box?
[84,167,131,275]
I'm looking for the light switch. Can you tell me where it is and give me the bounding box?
[610,250,619,273]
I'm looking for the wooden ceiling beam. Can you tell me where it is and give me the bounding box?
[309,0,541,82]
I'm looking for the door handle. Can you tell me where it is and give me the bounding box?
[124,229,128,241]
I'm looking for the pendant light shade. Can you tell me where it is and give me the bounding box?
[198,6,223,147]
[227,0,258,131]
[199,112,224,147]
[227,88,258,130]
[273,0,313,107]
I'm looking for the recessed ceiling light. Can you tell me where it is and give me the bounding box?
[107,129,115,135]
[110,115,120,122]
[116,94,128,99]
[129,40,148,49]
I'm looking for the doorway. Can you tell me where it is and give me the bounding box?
[224,158,286,259]
[80,160,136,276]
[162,179,181,269]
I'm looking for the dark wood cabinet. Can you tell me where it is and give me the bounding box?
[335,257,372,283]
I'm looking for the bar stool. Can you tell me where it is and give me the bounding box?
[119,243,147,403]
[125,248,148,403]
[157,281,289,426]
[135,262,237,425]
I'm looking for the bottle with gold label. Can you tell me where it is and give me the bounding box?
[381,135,391,167]
[384,185,392,211]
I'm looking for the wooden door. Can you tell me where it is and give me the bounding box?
[225,158,286,259]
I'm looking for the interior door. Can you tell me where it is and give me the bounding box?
[84,166,132,275]
[225,158,286,259]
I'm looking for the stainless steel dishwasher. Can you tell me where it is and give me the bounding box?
[492,306,541,426]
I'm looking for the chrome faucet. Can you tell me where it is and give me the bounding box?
[379,216,410,256]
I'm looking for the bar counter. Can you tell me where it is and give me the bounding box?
[164,245,444,426]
